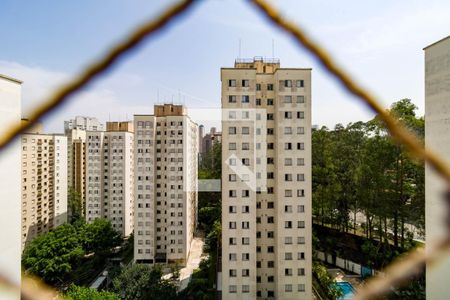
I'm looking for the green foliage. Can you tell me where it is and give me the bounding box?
[199,142,221,179]
[312,261,343,299]
[22,220,121,285]
[68,188,83,224]
[64,285,119,300]
[80,219,122,254]
[312,99,425,253]
[22,224,84,284]
[112,264,176,300]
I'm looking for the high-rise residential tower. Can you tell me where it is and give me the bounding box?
[85,121,134,237]
[21,121,68,249]
[424,35,450,300]
[133,104,198,265]
[65,116,104,218]
[221,57,312,299]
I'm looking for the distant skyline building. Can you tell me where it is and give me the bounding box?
[85,121,134,237]
[21,121,68,249]
[133,104,198,265]
[201,127,222,155]
[0,74,22,288]
[424,35,450,300]
[221,57,312,299]
[64,116,105,132]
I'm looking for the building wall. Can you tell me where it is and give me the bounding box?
[21,133,68,249]
[0,74,22,288]
[133,105,198,265]
[424,36,450,300]
[221,59,312,299]
[85,130,134,237]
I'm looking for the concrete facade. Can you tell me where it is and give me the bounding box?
[21,129,68,249]
[85,122,134,237]
[424,35,450,300]
[133,104,198,265]
[0,74,22,289]
[221,58,312,299]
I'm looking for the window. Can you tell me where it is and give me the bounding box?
[285,284,293,292]
[298,284,306,292]
[267,231,274,238]
[229,143,236,150]
[267,98,274,105]
[285,158,292,166]
[242,95,250,103]
[229,253,237,261]
[297,127,305,134]
[298,268,305,276]
[256,98,261,106]
[229,158,236,166]
[297,174,305,181]
[229,79,236,87]
[242,79,249,87]
[229,238,237,245]
[298,205,305,213]
[267,202,274,208]
[229,222,236,229]
[229,206,237,213]
[285,205,293,213]
[229,190,237,197]
[229,127,237,134]
[297,142,305,150]
[285,237,293,244]
[297,111,305,119]
[229,174,236,182]
[285,221,292,228]
[242,190,250,197]
[298,189,305,197]
[228,111,236,119]
[242,205,250,213]
[285,268,293,276]
[228,95,237,103]
[297,95,305,103]
[242,111,250,119]
[298,221,305,228]
[284,127,292,134]
[242,253,250,260]
[242,222,250,229]
[242,285,250,293]
[242,269,250,277]
[296,80,304,87]
[242,158,250,165]
[284,95,292,103]
[284,111,292,119]
[267,216,274,223]
[285,174,293,181]
[298,252,305,260]
[285,143,292,150]
[285,252,293,260]
[268,261,275,268]
[242,127,250,134]
[242,237,250,245]
[229,285,237,293]
[284,80,292,87]
[267,246,274,253]
[267,84,273,90]
[298,237,305,244]
[256,83,261,91]
[267,113,274,120]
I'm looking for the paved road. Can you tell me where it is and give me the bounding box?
[178,237,204,291]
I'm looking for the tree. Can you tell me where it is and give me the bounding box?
[112,264,176,300]
[64,285,119,300]
[68,188,83,224]
[22,224,84,284]
[80,219,122,254]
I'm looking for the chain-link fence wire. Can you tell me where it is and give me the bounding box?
[1,0,448,298]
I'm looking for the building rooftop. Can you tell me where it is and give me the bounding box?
[423,35,450,50]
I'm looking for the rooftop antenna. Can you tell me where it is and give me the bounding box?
[272,39,275,58]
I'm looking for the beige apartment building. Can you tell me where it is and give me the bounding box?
[85,121,134,237]
[65,116,104,217]
[133,104,198,265]
[221,57,312,299]
[21,122,68,249]
[0,74,22,289]
[424,35,450,300]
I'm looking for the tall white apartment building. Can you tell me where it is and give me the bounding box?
[65,116,104,217]
[134,104,198,265]
[221,57,312,299]
[0,74,22,289]
[21,121,68,249]
[424,35,450,300]
[85,122,134,237]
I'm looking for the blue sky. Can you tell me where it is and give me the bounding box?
[1,0,449,132]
